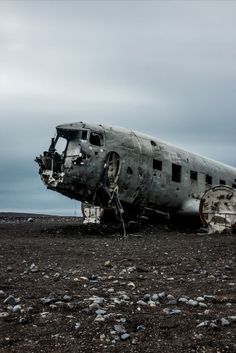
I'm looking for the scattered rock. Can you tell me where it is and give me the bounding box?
[30,263,38,272]
[104,261,112,268]
[197,321,208,328]
[4,295,18,306]
[0,312,9,318]
[114,324,126,334]
[137,325,145,331]
[12,305,21,313]
[75,322,81,330]
[95,309,107,315]
[19,317,29,324]
[127,282,135,290]
[0,290,6,298]
[228,316,236,322]
[187,299,198,306]
[220,318,230,326]
[163,308,181,315]
[121,333,130,340]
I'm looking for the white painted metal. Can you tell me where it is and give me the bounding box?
[200,186,236,234]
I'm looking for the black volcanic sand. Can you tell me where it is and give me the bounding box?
[0,213,236,353]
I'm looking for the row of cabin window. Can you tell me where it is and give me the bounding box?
[153,159,236,188]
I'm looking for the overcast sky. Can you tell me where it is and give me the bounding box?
[1,0,236,215]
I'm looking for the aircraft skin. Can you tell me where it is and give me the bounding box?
[35,122,236,220]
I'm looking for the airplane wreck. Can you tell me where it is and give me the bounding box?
[35,122,236,233]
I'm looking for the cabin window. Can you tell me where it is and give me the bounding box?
[206,174,212,185]
[220,179,226,185]
[232,183,236,189]
[190,170,198,181]
[81,130,88,140]
[89,132,103,146]
[153,159,162,171]
[172,163,181,183]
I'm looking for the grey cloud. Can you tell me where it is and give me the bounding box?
[0,1,236,213]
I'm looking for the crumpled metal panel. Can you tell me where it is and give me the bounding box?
[200,185,236,234]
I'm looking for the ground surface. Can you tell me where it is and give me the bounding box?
[0,213,235,353]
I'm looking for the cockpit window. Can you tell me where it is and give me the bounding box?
[55,137,67,155]
[81,130,88,140]
[89,132,103,146]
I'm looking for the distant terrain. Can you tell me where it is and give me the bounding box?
[0,213,235,353]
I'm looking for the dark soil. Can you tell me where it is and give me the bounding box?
[0,213,235,353]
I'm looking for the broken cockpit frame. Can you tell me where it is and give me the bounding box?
[35,122,125,223]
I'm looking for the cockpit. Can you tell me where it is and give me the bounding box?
[36,123,105,189]
[52,128,104,156]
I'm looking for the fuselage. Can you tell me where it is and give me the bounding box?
[36,122,236,219]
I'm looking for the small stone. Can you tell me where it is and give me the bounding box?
[0,290,6,298]
[104,261,112,268]
[75,322,81,330]
[0,312,9,318]
[197,321,208,328]
[167,300,177,305]
[6,266,13,272]
[89,302,101,310]
[137,300,147,306]
[204,295,216,301]
[137,325,145,331]
[127,266,136,273]
[167,294,175,300]
[27,217,34,222]
[114,324,126,334]
[94,315,105,322]
[224,265,232,271]
[120,294,130,301]
[147,300,156,307]
[12,305,21,313]
[151,294,159,301]
[30,263,38,272]
[63,295,72,302]
[4,295,18,306]
[93,296,105,305]
[204,309,210,315]
[143,294,151,301]
[95,309,106,315]
[163,308,181,315]
[187,299,198,306]
[127,282,135,289]
[178,297,188,303]
[196,297,205,302]
[121,333,130,340]
[221,318,230,326]
[228,316,236,321]
[19,316,28,324]
[40,311,50,318]
[209,322,218,329]
[111,298,121,305]
[198,302,207,308]
[158,292,166,299]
